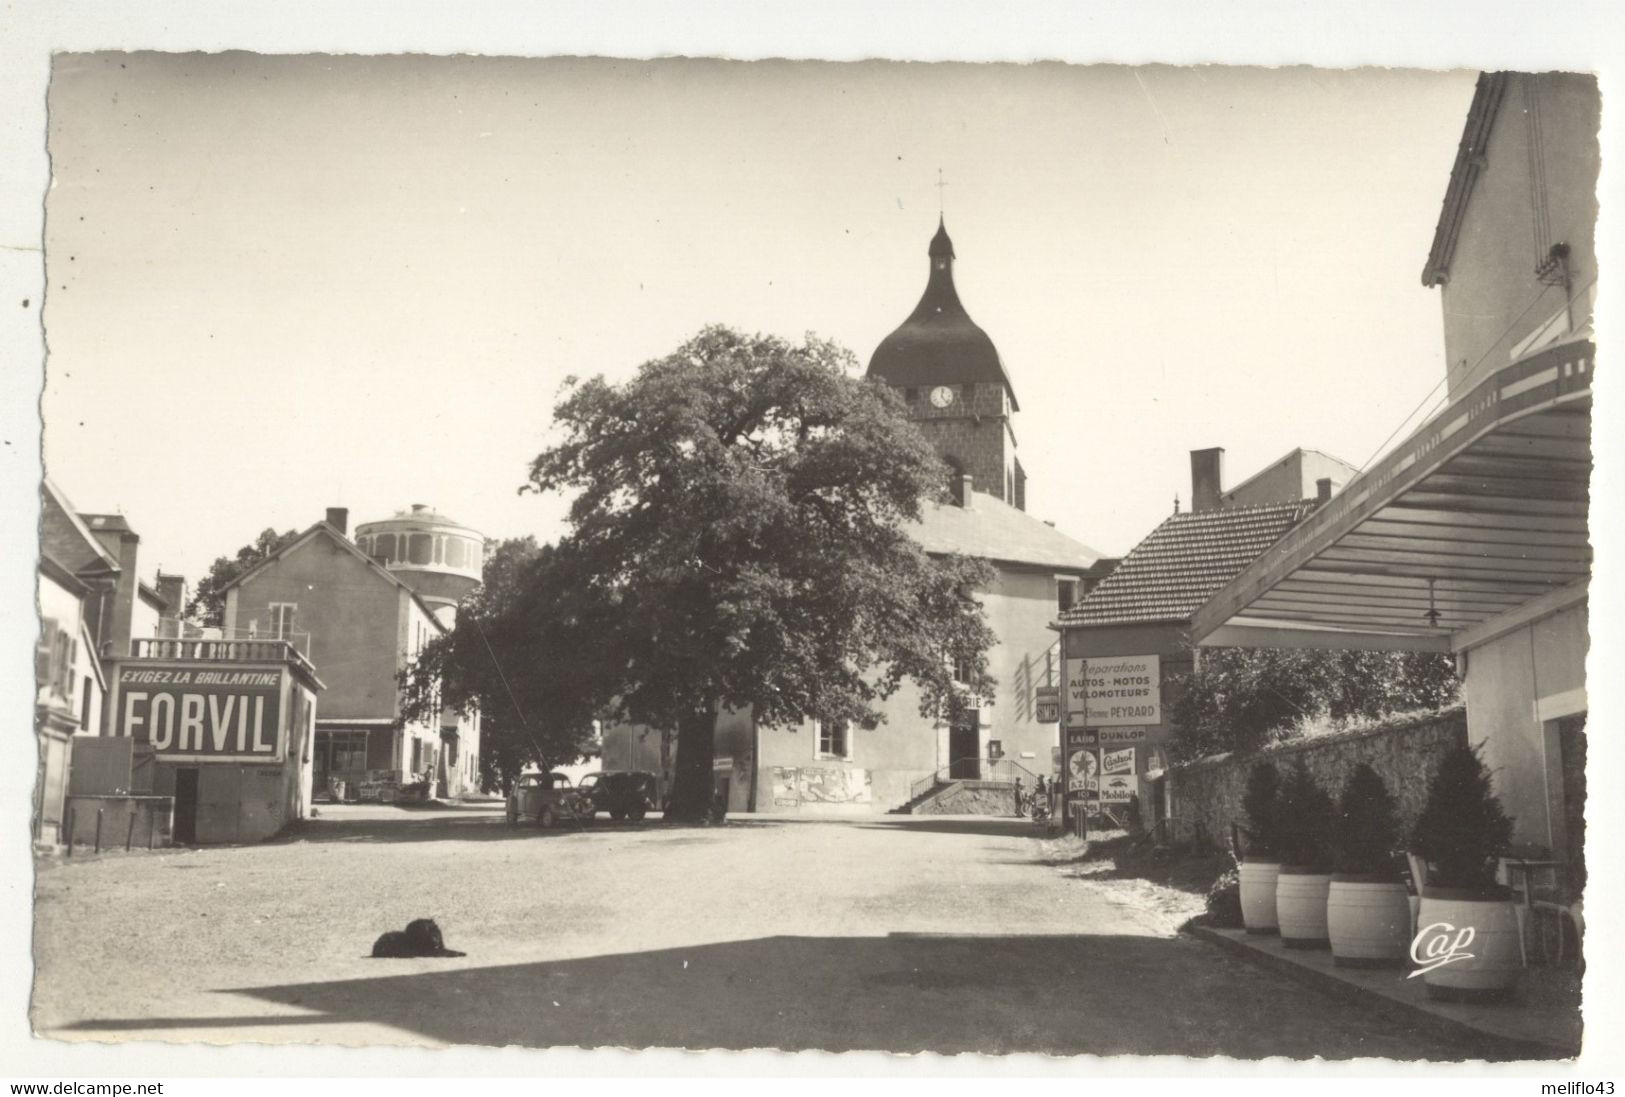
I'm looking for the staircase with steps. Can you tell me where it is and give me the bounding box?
[888,757,1039,815]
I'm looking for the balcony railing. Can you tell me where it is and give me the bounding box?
[128,636,318,678]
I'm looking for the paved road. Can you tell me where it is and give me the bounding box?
[33,804,1497,1058]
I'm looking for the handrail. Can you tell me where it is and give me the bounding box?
[908,756,1047,803]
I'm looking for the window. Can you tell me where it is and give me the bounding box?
[38,625,77,702]
[816,719,850,760]
[268,603,298,639]
[952,655,976,685]
[80,677,93,731]
[1056,575,1081,613]
[329,730,369,774]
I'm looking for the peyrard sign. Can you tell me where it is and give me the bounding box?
[1064,655,1162,727]
[116,664,283,759]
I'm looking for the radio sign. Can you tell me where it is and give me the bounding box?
[1065,655,1161,727]
[117,664,283,760]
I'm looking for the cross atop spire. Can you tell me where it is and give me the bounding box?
[934,168,948,215]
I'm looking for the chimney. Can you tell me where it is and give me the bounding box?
[155,572,187,619]
[960,474,975,510]
[1190,448,1225,513]
[1316,477,1335,504]
[86,524,140,656]
[326,507,349,535]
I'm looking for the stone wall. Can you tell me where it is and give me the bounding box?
[916,779,1022,816]
[1166,707,1467,852]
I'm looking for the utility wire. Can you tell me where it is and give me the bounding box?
[1355,274,1594,474]
[469,612,548,766]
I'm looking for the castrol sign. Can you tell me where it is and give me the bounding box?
[115,664,284,760]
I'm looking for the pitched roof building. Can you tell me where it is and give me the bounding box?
[217,506,483,800]
[35,480,117,842]
[1192,71,1596,867]
[1060,501,1314,628]
[1054,449,1335,825]
[709,218,1110,814]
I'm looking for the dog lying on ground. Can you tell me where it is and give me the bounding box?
[370,918,466,958]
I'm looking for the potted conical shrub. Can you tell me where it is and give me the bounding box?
[1327,764,1411,967]
[1410,743,1520,1001]
[1275,761,1334,949]
[1238,761,1284,935]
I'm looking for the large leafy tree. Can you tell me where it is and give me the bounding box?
[186,527,301,626]
[526,325,997,822]
[400,536,614,793]
[1168,646,1459,762]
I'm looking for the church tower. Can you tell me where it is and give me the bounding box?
[868,218,1025,510]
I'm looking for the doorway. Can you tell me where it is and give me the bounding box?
[949,719,980,779]
[172,767,200,845]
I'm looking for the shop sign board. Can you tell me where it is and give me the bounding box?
[115,663,283,761]
[1065,747,1099,794]
[1098,726,1147,744]
[1102,747,1136,776]
[1065,655,1161,727]
[1100,774,1135,804]
[1034,685,1061,724]
[1064,727,1097,749]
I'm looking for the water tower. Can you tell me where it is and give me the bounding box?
[353,504,484,627]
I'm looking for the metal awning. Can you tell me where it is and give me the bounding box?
[1191,339,1593,653]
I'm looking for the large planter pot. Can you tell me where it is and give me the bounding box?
[1327,874,1411,967]
[1414,886,1523,1002]
[1239,859,1281,935]
[1276,866,1332,949]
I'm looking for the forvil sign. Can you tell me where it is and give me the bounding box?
[117,665,283,759]
[1408,921,1476,977]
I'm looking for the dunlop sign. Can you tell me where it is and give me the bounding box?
[1065,655,1161,727]
[117,665,283,760]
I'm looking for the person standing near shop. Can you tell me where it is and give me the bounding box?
[1013,776,1025,817]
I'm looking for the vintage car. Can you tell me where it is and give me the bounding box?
[505,771,594,828]
[576,770,658,821]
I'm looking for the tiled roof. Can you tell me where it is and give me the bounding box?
[910,491,1103,572]
[1059,501,1315,627]
[220,521,450,632]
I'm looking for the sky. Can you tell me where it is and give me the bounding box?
[42,54,1479,581]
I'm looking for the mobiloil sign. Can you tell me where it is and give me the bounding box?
[116,664,285,760]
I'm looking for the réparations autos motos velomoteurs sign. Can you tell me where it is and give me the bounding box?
[115,664,284,760]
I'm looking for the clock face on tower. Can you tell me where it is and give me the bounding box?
[929,385,955,409]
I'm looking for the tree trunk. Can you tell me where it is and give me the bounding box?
[664,706,717,824]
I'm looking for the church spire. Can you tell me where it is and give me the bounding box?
[867,215,1023,507]
[929,215,955,261]
[867,218,1017,410]
[907,216,971,328]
